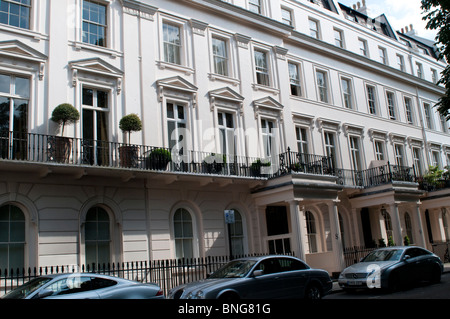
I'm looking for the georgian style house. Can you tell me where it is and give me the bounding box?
[0,0,449,276]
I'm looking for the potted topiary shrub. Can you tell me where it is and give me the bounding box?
[250,159,271,177]
[146,148,171,170]
[203,153,226,174]
[50,103,80,163]
[118,113,142,168]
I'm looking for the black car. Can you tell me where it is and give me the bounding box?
[338,246,443,291]
[168,255,333,299]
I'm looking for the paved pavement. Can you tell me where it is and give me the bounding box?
[331,263,450,293]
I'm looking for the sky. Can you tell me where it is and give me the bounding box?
[336,0,438,41]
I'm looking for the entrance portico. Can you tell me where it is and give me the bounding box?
[251,173,345,274]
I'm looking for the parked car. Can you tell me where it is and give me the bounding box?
[338,246,443,291]
[167,255,333,299]
[1,273,165,299]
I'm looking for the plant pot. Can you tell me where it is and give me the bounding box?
[53,136,72,163]
[146,148,171,170]
[119,145,139,168]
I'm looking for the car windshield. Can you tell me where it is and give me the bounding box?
[2,277,52,299]
[362,249,403,262]
[209,260,258,278]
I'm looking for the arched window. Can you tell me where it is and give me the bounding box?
[229,210,244,257]
[85,206,110,266]
[0,205,25,271]
[404,212,414,244]
[305,211,317,253]
[173,208,193,259]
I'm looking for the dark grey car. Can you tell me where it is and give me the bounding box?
[1,273,165,299]
[168,255,333,299]
[338,246,443,291]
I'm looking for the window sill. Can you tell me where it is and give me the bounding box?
[157,61,194,75]
[69,41,123,58]
[0,24,47,41]
[208,73,240,86]
[252,83,279,95]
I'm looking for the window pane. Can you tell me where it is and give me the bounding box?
[0,74,10,93]
[8,243,24,270]
[9,221,25,242]
[0,222,9,242]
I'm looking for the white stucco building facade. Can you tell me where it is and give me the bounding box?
[0,0,449,275]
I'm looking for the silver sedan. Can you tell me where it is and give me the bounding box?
[2,273,165,299]
[168,255,333,299]
[338,246,443,291]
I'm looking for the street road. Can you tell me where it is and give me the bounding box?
[325,273,450,299]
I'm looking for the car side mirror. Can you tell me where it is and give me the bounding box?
[252,270,264,277]
[37,289,54,299]
[403,255,411,261]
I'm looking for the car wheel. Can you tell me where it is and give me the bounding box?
[430,266,441,284]
[304,284,322,299]
[388,272,400,292]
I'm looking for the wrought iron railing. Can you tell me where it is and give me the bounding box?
[0,131,419,188]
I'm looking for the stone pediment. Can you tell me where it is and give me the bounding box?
[253,96,284,119]
[209,87,244,103]
[157,76,198,93]
[254,96,284,111]
[69,58,123,77]
[0,40,47,62]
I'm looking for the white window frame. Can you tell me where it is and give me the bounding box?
[333,28,344,48]
[248,0,263,14]
[394,143,405,166]
[340,77,353,109]
[412,147,423,176]
[386,91,397,120]
[366,84,378,115]
[82,0,108,48]
[378,46,388,65]
[374,139,386,161]
[404,96,414,125]
[211,36,230,77]
[308,18,320,39]
[253,47,271,87]
[315,69,329,103]
[423,102,433,129]
[359,38,368,57]
[397,54,405,72]
[296,126,309,154]
[349,135,362,171]
[281,7,293,26]
[261,118,276,158]
[288,61,303,97]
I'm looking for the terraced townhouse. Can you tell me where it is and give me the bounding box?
[0,0,449,277]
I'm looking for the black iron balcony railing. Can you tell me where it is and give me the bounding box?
[0,131,333,180]
[335,162,416,187]
[0,131,421,189]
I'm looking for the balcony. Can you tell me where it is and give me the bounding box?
[0,131,335,181]
[0,131,419,189]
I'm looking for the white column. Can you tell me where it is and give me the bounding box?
[389,203,403,246]
[414,202,427,248]
[328,200,345,271]
[289,200,307,261]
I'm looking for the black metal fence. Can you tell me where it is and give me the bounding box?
[0,255,264,297]
[343,246,376,267]
[432,242,450,263]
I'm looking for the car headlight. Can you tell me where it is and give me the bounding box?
[195,290,204,299]
[186,290,205,299]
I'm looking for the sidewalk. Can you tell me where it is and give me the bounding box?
[331,262,450,293]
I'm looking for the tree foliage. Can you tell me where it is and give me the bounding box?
[421,0,450,121]
[51,103,80,136]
